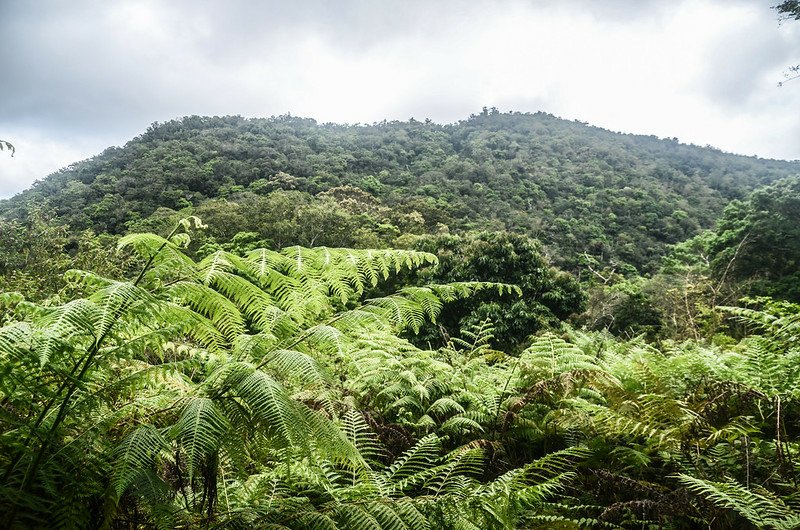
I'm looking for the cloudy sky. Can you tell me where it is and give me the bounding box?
[1,0,798,198]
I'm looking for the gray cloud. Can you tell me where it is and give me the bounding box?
[1,0,799,198]
[0,1,462,134]
[700,6,798,106]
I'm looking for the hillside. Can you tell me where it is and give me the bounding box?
[3,109,799,272]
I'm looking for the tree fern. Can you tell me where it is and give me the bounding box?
[13,218,800,529]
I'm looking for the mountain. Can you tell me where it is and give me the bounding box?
[2,109,798,272]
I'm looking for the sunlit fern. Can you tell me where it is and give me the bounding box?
[0,219,521,527]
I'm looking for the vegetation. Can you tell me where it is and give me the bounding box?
[0,140,14,157]
[705,176,800,302]
[3,111,798,273]
[2,105,800,528]
[2,218,800,528]
[412,231,585,351]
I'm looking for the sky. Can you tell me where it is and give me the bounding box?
[1,0,799,198]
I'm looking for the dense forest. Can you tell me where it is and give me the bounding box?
[3,110,799,273]
[1,104,800,529]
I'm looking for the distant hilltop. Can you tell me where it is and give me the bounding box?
[2,110,799,272]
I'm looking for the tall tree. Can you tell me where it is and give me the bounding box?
[708,177,800,301]
[414,231,585,351]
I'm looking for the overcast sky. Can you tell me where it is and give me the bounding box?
[1,0,799,198]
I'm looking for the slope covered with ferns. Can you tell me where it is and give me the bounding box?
[2,218,800,528]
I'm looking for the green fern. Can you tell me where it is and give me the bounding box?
[678,474,800,529]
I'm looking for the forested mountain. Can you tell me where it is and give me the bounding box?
[3,109,798,273]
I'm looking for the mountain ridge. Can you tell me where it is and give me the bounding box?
[3,109,799,272]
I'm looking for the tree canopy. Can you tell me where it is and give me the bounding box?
[3,111,798,273]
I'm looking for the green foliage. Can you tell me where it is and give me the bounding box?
[0,220,570,529]
[583,175,800,340]
[580,277,663,339]
[413,231,585,351]
[705,176,800,302]
[0,204,135,301]
[3,112,798,273]
[3,214,800,528]
[677,475,800,529]
[340,299,800,528]
[602,177,800,344]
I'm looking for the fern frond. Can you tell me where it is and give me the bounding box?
[423,447,484,497]
[237,336,329,386]
[232,368,306,447]
[168,281,246,341]
[117,232,198,280]
[111,425,169,502]
[89,280,156,338]
[677,473,800,529]
[34,298,100,366]
[341,410,383,467]
[171,397,230,482]
[521,333,609,380]
[385,434,442,484]
[718,305,779,332]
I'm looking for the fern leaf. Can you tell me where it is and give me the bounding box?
[111,425,169,502]
[172,397,229,482]
[168,281,246,341]
[341,410,383,467]
[233,369,304,447]
[385,434,442,483]
[677,474,799,529]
